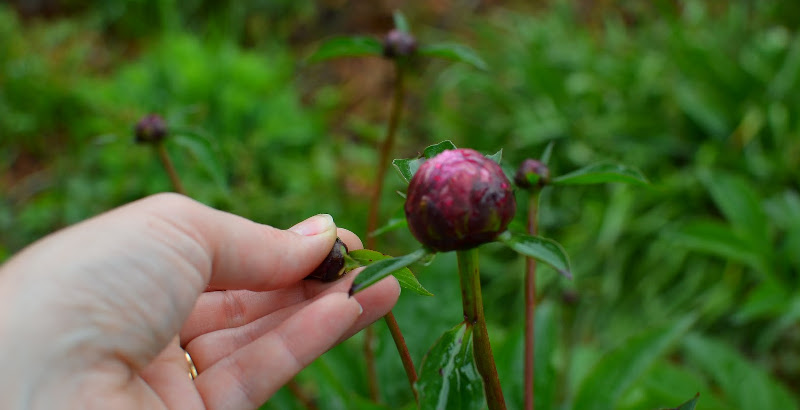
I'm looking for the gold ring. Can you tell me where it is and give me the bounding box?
[185,350,198,380]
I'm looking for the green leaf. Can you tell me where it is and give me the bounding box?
[392,157,424,184]
[423,140,458,158]
[540,141,555,164]
[683,334,798,409]
[346,249,433,296]
[486,149,503,164]
[702,171,769,246]
[393,10,411,33]
[171,134,229,193]
[497,231,572,279]
[393,140,457,184]
[419,43,489,70]
[572,316,695,410]
[416,323,484,410]
[349,248,430,295]
[368,217,408,238]
[673,219,769,275]
[668,393,700,410]
[307,36,383,63]
[552,162,649,186]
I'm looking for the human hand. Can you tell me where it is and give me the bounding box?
[0,193,400,409]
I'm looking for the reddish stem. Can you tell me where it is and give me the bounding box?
[524,191,540,410]
[155,142,186,195]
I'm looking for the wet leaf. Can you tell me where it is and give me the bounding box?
[416,322,484,410]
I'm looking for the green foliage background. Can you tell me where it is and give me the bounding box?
[2,1,799,409]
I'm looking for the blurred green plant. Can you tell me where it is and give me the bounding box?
[3,0,800,408]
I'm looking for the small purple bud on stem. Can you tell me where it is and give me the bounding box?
[134,114,168,144]
[305,238,349,282]
[515,159,550,189]
[404,148,517,252]
[383,29,417,59]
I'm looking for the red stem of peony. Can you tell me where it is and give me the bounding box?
[457,249,507,410]
[524,190,540,410]
[155,142,186,195]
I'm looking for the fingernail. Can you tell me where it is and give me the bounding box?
[289,214,334,236]
[357,302,364,316]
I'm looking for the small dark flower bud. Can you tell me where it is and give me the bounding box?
[305,238,348,282]
[383,29,417,59]
[514,159,550,189]
[134,114,168,144]
[404,148,517,252]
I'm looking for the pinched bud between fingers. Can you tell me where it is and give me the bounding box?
[305,237,349,282]
[134,114,168,144]
[514,159,550,189]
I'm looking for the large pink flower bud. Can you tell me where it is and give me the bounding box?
[404,148,516,252]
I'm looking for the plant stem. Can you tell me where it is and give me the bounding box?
[363,325,379,401]
[384,311,419,402]
[457,249,507,410]
[286,379,319,410]
[524,190,541,410]
[366,64,405,246]
[155,142,186,195]
[363,62,416,402]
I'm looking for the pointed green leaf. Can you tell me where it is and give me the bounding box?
[346,249,433,296]
[702,171,769,246]
[540,141,555,164]
[668,393,700,410]
[368,217,408,238]
[423,140,458,158]
[307,37,383,63]
[419,43,488,71]
[349,248,430,295]
[683,334,798,409]
[572,317,696,410]
[171,134,228,193]
[673,219,769,275]
[393,10,411,33]
[486,149,503,164]
[392,157,424,184]
[393,141,457,184]
[552,163,649,186]
[416,323,484,410]
[498,232,572,279]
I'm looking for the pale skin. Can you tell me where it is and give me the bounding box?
[0,193,400,409]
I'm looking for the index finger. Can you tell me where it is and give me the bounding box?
[131,193,340,293]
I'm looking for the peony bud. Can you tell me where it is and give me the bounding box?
[305,238,348,282]
[383,29,417,59]
[134,114,168,144]
[404,148,516,252]
[514,159,550,189]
